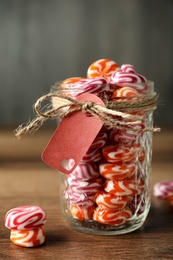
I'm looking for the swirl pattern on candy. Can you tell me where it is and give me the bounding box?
[87,59,119,80]
[93,206,132,226]
[109,64,148,93]
[70,205,95,221]
[96,191,132,210]
[90,132,107,149]
[5,206,46,230]
[67,162,99,181]
[81,147,103,163]
[10,227,45,247]
[153,180,173,199]
[66,77,108,97]
[99,161,135,180]
[65,190,96,207]
[104,179,144,196]
[102,143,140,164]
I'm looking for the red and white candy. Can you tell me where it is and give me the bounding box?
[67,77,108,97]
[90,132,107,149]
[99,161,136,180]
[81,147,103,163]
[5,206,46,230]
[93,206,132,226]
[153,180,173,199]
[67,162,99,181]
[65,191,96,207]
[109,128,141,145]
[67,177,103,195]
[87,59,119,80]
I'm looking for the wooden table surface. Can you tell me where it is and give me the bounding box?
[0,126,173,260]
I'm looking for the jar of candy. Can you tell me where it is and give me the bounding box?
[49,60,159,235]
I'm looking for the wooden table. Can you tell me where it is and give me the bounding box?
[0,126,173,260]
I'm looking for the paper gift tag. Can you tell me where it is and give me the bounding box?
[42,93,105,174]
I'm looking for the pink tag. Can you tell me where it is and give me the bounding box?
[42,93,105,174]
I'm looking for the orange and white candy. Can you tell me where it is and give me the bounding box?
[70,205,94,221]
[93,206,132,226]
[62,77,85,85]
[87,59,119,80]
[104,179,144,196]
[10,227,45,247]
[112,86,141,101]
[99,161,136,180]
[95,191,132,210]
[102,143,140,164]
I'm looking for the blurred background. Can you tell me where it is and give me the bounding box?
[1,0,173,127]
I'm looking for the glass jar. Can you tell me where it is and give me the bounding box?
[52,80,157,235]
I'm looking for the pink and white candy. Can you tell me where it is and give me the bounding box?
[67,162,99,181]
[5,206,46,230]
[65,190,96,207]
[90,132,107,149]
[81,147,103,163]
[153,180,173,199]
[67,77,108,97]
[67,177,103,195]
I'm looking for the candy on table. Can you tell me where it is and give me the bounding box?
[64,77,108,97]
[5,206,46,247]
[81,147,103,163]
[5,205,46,230]
[104,179,144,197]
[66,161,100,181]
[167,192,173,206]
[90,132,108,149]
[99,161,136,180]
[87,59,119,80]
[96,191,132,210]
[70,205,95,221]
[102,143,140,164]
[153,180,173,199]
[93,206,132,226]
[10,227,45,247]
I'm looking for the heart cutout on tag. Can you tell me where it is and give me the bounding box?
[60,159,76,172]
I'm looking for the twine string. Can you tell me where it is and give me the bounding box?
[14,92,160,139]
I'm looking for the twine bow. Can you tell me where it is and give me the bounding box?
[14,92,160,139]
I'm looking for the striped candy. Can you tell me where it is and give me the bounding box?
[70,205,94,220]
[167,192,173,206]
[87,59,119,80]
[102,143,140,164]
[99,161,136,180]
[112,86,141,100]
[104,179,144,196]
[153,180,173,199]
[109,128,141,145]
[121,64,136,73]
[62,77,85,85]
[90,132,107,149]
[5,206,46,230]
[10,227,45,247]
[81,147,103,163]
[67,162,99,181]
[66,77,108,97]
[65,190,96,207]
[96,191,132,210]
[93,206,132,226]
[67,177,103,195]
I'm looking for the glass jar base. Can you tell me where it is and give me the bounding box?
[64,213,148,236]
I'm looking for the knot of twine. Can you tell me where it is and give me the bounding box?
[15,92,160,139]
